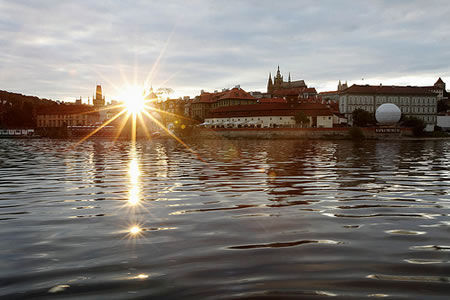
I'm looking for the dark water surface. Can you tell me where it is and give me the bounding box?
[1,138,450,299]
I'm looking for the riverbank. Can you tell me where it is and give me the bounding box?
[195,127,414,140]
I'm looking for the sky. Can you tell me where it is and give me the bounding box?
[1,0,450,102]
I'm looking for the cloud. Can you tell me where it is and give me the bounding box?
[0,0,449,100]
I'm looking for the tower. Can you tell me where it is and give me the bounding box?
[93,85,105,107]
[267,73,273,93]
[435,77,446,90]
[273,65,283,88]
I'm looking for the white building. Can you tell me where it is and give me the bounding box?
[339,84,438,126]
[204,103,335,128]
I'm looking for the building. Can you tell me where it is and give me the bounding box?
[267,66,318,102]
[339,84,438,127]
[422,77,449,103]
[338,80,348,91]
[191,87,257,120]
[36,105,100,128]
[93,85,105,108]
[204,103,335,128]
[319,81,348,102]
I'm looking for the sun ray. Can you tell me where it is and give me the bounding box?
[143,29,175,89]
[137,112,152,140]
[141,110,204,162]
[91,68,128,97]
[75,108,128,145]
[153,71,180,93]
[131,113,137,143]
[112,111,132,142]
[145,106,195,122]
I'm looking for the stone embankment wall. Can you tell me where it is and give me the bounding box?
[196,127,413,139]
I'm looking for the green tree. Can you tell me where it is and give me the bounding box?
[294,111,309,127]
[402,116,425,136]
[352,109,374,127]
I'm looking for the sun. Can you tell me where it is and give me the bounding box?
[121,86,146,114]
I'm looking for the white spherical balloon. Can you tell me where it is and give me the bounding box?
[376,103,401,125]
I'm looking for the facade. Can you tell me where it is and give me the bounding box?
[211,88,257,109]
[422,77,449,103]
[204,103,334,128]
[191,87,257,120]
[36,105,100,128]
[339,84,438,126]
[319,81,348,102]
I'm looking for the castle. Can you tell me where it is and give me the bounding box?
[267,66,307,94]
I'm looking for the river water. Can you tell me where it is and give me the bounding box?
[1,138,450,299]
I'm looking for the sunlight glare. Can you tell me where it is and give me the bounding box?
[129,225,141,235]
[121,86,145,114]
[128,186,140,205]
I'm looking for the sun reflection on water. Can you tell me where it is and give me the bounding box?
[127,146,142,207]
[129,225,141,235]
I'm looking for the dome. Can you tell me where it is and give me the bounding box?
[375,103,401,125]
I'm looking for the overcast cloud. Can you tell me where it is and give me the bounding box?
[1,0,450,101]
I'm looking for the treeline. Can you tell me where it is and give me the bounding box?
[0,90,57,128]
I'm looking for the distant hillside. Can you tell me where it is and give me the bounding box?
[0,90,57,128]
[0,90,57,106]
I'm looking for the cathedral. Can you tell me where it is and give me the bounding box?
[266,66,317,102]
[337,80,348,91]
[267,66,307,94]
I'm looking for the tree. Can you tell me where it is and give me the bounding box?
[294,111,309,127]
[352,109,374,127]
[402,116,425,136]
[156,88,174,100]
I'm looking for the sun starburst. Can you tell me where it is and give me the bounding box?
[121,86,147,114]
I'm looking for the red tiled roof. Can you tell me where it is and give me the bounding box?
[328,102,339,112]
[193,91,226,104]
[193,87,256,103]
[342,84,436,95]
[208,103,333,118]
[218,88,256,101]
[272,87,317,97]
[36,105,99,115]
[319,91,339,95]
[258,97,287,103]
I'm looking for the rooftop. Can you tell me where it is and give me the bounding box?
[341,84,437,96]
[37,105,99,115]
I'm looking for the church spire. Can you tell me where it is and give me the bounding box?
[288,72,291,82]
[267,73,273,93]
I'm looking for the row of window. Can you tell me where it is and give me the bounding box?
[39,114,88,120]
[346,105,436,114]
[38,120,89,127]
[347,96,436,106]
[209,117,294,123]
[414,115,436,123]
